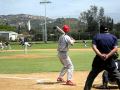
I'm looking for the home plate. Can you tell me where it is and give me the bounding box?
[36,79,59,84]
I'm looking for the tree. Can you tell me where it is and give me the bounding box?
[79,5,99,33]
[79,5,114,35]
[99,7,104,24]
[0,25,16,32]
[113,23,120,38]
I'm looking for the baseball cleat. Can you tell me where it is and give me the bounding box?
[66,80,76,86]
[57,77,65,83]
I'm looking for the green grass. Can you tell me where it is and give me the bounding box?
[70,50,94,71]
[0,49,95,74]
[9,40,120,49]
[10,41,92,49]
[1,40,120,74]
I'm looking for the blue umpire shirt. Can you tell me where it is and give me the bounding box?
[92,33,118,54]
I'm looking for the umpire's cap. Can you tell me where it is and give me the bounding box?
[100,25,108,33]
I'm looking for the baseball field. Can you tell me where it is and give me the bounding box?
[0,42,119,90]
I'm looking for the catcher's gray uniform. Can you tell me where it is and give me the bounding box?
[57,34,75,81]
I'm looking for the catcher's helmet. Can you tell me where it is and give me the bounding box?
[62,25,70,33]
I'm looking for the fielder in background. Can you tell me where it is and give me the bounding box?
[24,37,31,54]
[4,41,11,50]
[19,37,31,54]
[55,25,76,86]
[0,41,4,50]
[82,40,87,47]
[84,25,120,90]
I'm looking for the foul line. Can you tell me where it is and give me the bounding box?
[0,76,50,81]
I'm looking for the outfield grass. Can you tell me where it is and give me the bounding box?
[10,41,92,49]
[10,39,120,49]
[0,49,95,74]
[0,40,120,74]
[33,42,92,49]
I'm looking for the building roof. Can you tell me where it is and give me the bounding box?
[0,31,18,34]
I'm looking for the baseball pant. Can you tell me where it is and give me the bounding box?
[58,51,74,80]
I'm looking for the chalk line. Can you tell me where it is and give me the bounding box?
[0,76,50,81]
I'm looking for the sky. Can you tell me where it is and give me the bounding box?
[0,0,120,23]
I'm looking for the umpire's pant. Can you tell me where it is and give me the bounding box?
[84,55,120,90]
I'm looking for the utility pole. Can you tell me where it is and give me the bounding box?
[40,0,51,43]
[99,18,103,33]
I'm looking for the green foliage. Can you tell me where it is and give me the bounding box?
[79,5,114,34]
[0,13,120,41]
[114,23,120,36]
[0,25,16,31]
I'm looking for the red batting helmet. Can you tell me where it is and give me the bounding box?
[62,25,70,33]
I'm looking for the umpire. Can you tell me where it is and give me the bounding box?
[84,25,120,90]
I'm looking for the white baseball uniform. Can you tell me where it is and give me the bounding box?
[57,34,75,81]
[0,42,4,50]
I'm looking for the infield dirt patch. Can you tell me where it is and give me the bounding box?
[0,71,118,90]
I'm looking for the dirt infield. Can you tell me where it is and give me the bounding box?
[0,71,118,90]
[0,72,95,90]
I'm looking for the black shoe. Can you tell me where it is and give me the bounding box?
[98,85,109,89]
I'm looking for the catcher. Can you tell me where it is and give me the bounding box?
[100,53,120,89]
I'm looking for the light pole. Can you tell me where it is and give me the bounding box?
[40,0,51,43]
[39,23,45,42]
[40,21,52,42]
[99,18,103,33]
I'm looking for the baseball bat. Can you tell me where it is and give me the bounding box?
[53,26,65,34]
